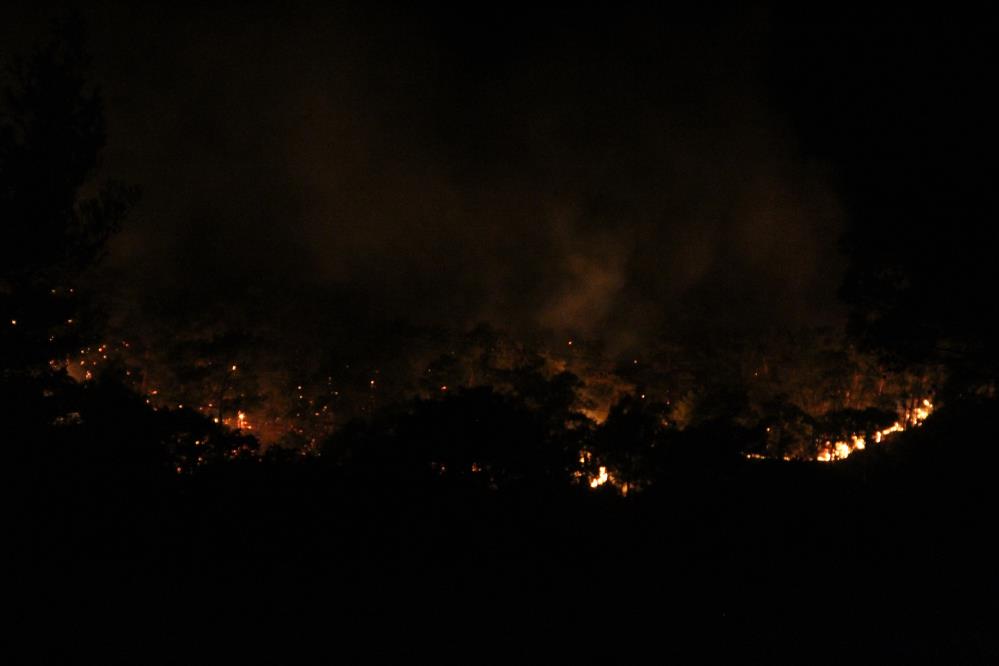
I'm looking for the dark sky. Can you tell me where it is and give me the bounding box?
[7,3,852,349]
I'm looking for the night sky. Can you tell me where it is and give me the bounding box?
[8,4,854,349]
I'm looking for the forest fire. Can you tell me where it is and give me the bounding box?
[815,399,934,462]
[3,10,993,657]
[57,323,944,483]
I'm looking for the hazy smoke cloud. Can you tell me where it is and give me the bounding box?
[19,4,846,345]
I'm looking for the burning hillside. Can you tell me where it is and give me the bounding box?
[55,311,944,491]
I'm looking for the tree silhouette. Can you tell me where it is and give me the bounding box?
[771,15,998,393]
[1,15,136,374]
[591,393,670,488]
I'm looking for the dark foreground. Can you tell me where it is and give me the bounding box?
[11,399,999,662]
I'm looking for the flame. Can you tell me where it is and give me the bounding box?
[589,466,610,488]
[910,398,933,425]
[815,398,933,462]
[834,440,852,459]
